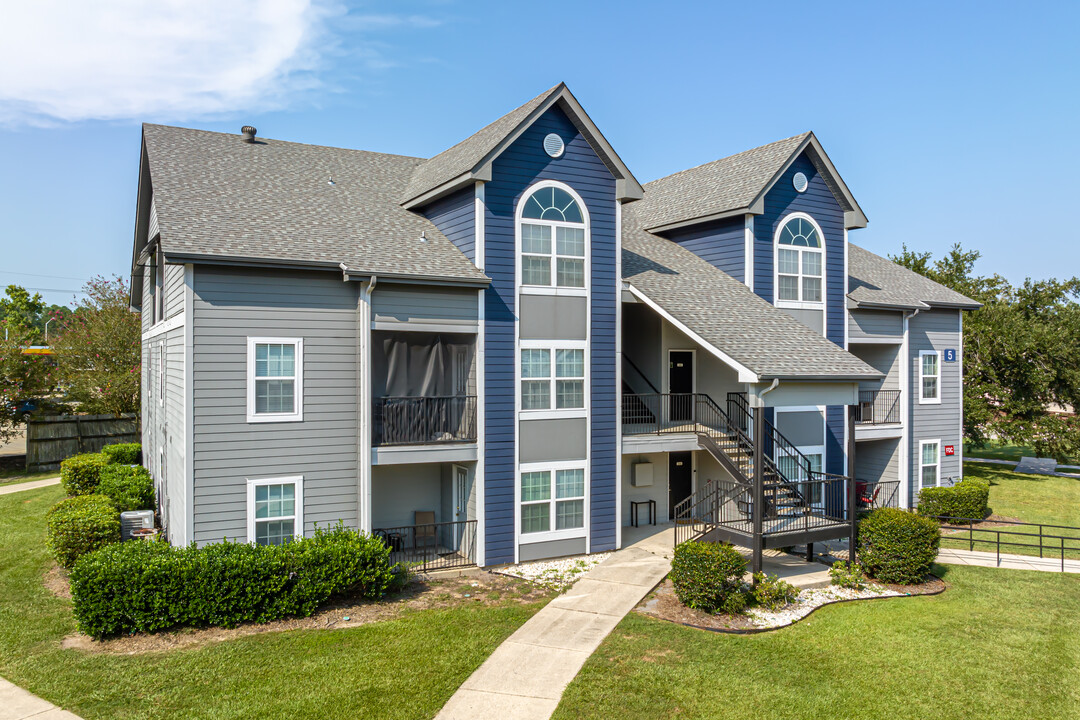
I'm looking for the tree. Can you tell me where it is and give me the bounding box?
[0,285,72,344]
[892,244,1080,461]
[52,276,141,417]
[0,323,56,443]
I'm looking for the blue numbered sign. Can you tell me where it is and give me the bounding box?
[944,349,957,362]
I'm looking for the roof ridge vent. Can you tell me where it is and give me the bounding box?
[241,126,257,143]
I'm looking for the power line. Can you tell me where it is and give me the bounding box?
[0,270,89,282]
[17,287,87,294]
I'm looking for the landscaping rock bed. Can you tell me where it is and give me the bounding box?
[637,575,945,633]
[495,552,611,590]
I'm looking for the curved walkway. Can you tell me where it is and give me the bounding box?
[0,478,60,496]
[0,676,82,720]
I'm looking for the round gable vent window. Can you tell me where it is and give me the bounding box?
[543,133,565,158]
[793,171,809,193]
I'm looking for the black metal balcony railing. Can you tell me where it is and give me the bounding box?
[373,396,477,446]
[373,519,477,571]
[855,389,901,425]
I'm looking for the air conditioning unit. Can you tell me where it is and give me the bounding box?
[631,462,654,487]
[120,510,155,541]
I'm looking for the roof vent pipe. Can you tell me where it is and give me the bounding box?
[241,126,257,143]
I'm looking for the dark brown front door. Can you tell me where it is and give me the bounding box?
[669,351,693,422]
[669,452,693,516]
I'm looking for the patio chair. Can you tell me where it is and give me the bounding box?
[414,511,437,551]
[856,482,880,510]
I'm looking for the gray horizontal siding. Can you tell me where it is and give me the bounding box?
[909,309,963,505]
[148,195,159,240]
[849,309,903,340]
[164,264,185,319]
[853,344,901,391]
[371,285,478,326]
[856,437,900,484]
[191,266,360,545]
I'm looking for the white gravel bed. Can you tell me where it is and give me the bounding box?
[745,584,901,628]
[496,553,612,590]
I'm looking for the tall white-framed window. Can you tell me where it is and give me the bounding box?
[519,461,587,541]
[246,475,304,545]
[246,337,304,423]
[520,341,586,416]
[774,213,825,308]
[919,350,941,404]
[920,440,941,488]
[516,181,589,294]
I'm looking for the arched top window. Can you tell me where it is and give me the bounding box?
[518,183,588,289]
[775,214,823,304]
[521,186,584,223]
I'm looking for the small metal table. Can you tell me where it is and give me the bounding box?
[630,499,656,527]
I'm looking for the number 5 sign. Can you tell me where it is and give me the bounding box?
[944,349,957,362]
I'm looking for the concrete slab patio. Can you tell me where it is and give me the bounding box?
[0,676,82,720]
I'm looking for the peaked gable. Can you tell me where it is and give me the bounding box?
[401,83,642,208]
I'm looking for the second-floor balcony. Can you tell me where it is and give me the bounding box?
[855,389,901,425]
[373,395,477,446]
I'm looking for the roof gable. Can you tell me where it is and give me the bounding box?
[401,83,643,208]
[848,244,981,310]
[634,132,868,234]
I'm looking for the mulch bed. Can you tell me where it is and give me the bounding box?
[49,567,553,655]
[636,574,945,634]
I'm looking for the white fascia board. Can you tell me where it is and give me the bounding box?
[625,284,759,383]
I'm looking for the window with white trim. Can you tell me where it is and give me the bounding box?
[247,338,304,422]
[158,341,165,406]
[521,346,585,411]
[920,351,940,403]
[775,215,823,305]
[247,476,303,545]
[520,466,586,536]
[519,185,587,289]
[920,440,940,488]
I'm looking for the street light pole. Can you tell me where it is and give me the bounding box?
[44,318,54,344]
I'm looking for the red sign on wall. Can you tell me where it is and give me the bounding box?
[944,445,955,456]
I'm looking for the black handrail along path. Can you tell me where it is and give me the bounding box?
[932,515,1080,572]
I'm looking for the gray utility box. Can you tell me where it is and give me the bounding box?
[631,462,654,487]
[120,510,155,541]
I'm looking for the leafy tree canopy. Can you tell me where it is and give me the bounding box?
[891,244,1080,461]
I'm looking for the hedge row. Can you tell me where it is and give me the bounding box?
[101,443,141,465]
[670,541,748,615]
[98,464,155,512]
[857,508,940,585]
[917,478,990,523]
[46,495,121,569]
[69,526,400,638]
[60,443,145,497]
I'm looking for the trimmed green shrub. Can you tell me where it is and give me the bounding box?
[670,541,748,615]
[70,524,398,638]
[917,478,990,522]
[46,495,121,569]
[751,572,799,611]
[98,464,155,512]
[101,443,141,465]
[858,508,940,585]
[60,453,108,496]
[829,560,867,590]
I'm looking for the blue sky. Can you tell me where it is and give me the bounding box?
[1,0,1077,307]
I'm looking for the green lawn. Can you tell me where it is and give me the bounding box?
[554,564,1080,720]
[940,462,1080,559]
[0,468,60,486]
[0,486,543,720]
[964,441,1080,466]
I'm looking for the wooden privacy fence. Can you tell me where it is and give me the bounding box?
[26,414,139,472]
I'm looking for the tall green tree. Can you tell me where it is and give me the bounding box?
[52,276,141,417]
[892,244,1080,461]
[0,285,72,344]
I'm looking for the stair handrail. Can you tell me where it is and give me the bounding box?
[622,355,660,394]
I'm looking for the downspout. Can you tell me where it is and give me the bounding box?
[900,308,919,509]
[758,378,781,402]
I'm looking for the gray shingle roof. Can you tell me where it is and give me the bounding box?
[143,124,488,283]
[401,85,561,205]
[630,133,811,230]
[622,210,881,381]
[848,244,981,309]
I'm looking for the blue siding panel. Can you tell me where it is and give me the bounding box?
[756,153,850,476]
[665,217,745,282]
[423,186,475,262]
[483,105,618,563]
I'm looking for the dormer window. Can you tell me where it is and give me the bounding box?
[518,184,587,289]
[775,214,824,305]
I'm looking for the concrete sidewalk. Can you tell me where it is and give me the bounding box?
[938,547,1080,574]
[0,477,60,496]
[435,544,671,720]
[0,676,81,720]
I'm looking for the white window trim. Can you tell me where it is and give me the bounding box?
[517,460,589,544]
[153,249,165,326]
[519,339,588,419]
[516,180,591,297]
[158,340,165,407]
[246,337,304,423]
[919,439,941,489]
[773,212,826,311]
[246,475,304,544]
[919,349,942,405]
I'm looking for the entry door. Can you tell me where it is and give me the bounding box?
[668,351,694,422]
[451,465,471,555]
[669,452,693,517]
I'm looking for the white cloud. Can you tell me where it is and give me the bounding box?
[0,0,343,124]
